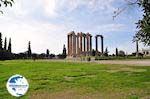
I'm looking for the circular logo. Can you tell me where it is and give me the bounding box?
[6,74,29,97]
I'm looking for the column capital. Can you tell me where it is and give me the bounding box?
[68,31,75,35]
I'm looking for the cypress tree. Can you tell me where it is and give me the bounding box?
[46,49,49,58]
[0,33,3,50]
[104,47,109,56]
[62,44,66,58]
[4,37,7,50]
[8,38,11,53]
[27,41,32,57]
[116,48,118,56]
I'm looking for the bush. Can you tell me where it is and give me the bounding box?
[87,57,91,61]
[0,50,14,60]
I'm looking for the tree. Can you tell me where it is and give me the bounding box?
[114,0,150,46]
[0,0,14,14]
[27,41,32,57]
[4,37,7,50]
[104,47,109,56]
[134,0,150,46]
[118,50,125,56]
[46,49,49,58]
[0,32,2,50]
[8,38,11,53]
[62,44,66,58]
[116,48,118,56]
[0,36,13,60]
[92,49,96,56]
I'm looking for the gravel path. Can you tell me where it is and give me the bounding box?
[38,59,150,66]
[94,60,150,66]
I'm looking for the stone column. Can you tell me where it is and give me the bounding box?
[77,34,79,56]
[83,34,86,52]
[101,36,104,54]
[86,35,89,52]
[73,34,76,57]
[70,34,72,56]
[95,36,98,52]
[80,33,82,53]
[67,35,70,56]
[90,35,92,52]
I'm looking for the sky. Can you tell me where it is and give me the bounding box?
[0,0,148,54]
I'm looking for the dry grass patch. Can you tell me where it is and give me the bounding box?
[30,88,149,99]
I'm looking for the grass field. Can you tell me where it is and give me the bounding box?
[0,60,150,99]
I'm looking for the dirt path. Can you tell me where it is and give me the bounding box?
[39,59,150,66]
[93,60,150,66]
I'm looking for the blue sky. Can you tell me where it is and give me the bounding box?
[0,0,148,54]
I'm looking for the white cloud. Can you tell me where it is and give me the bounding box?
[96,23,126,33]
[43,0,58,17]
[88,0,116,12]
[2,0,116,18]
[41,0,116,17]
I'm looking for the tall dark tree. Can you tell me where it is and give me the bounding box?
[62,44,66,58]
[8,38,11,53]
[0,32,2,50]
[92,49,96,56]
[46,49,49,58]
[104,47,109,56]
[27,41,32,57]
[4,37,7,50]
[116,48,118,56]
[0,37,13,60]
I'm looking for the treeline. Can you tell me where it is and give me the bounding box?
[0,32,13,60]
[0,32,67,60]
[16,42,67,59]
[12,41,67,60]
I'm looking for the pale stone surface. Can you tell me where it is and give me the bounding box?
[67,31,92,57]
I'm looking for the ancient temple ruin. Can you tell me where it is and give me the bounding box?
[67,31,92,57]
[67,31,104,57]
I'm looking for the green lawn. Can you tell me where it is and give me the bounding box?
[0,60,150,99]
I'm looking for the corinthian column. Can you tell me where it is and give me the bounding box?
[67,35,70,56]
[101,36,104,54]
[80,33,82,53]
[73,33,76,57]
[86,34,89,52]
[83,34,86,52]
[95,36,98,52]
[70,34,72,56]
[90,35,92,53]
[77,33,79,55]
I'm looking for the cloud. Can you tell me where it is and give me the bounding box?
[68,23,126,35]
[42,0,58,17]
[95,23,126,33]
[2,0,116,18]
[88,0,116,12]
[41,0,116,17]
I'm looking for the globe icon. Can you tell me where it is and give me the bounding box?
[6,74,29,97]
